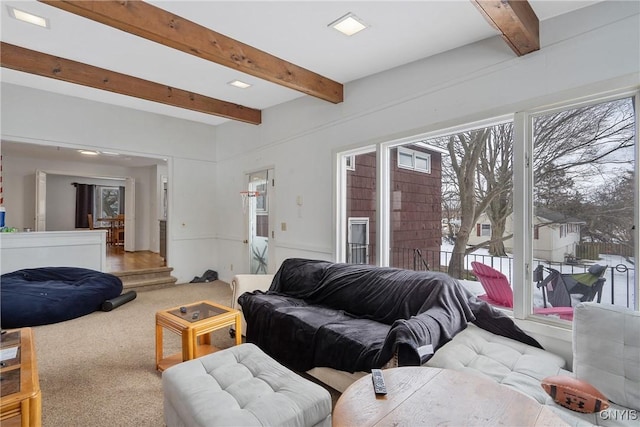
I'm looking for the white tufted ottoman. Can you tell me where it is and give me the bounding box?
[162,343,332,427]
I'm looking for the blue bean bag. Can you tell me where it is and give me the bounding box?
[1,267,123,328]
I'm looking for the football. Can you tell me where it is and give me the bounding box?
[541,375,610,413]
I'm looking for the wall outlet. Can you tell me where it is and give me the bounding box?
[281,222,287,231]
[230,264,233,271]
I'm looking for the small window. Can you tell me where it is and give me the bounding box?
[95,186,122,219]
[348,217,369,264]
[415,154,430,172]
[481,223,491,236]
[398,151,413,168]
[345,155,355,171]
[397,148,431,173]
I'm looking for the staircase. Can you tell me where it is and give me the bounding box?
[112,267,178,292]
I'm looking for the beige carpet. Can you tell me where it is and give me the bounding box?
[32,281,238,427]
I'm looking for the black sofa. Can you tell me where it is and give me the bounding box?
[238,258,540,374]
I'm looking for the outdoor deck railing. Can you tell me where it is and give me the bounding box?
[347,244,636,309]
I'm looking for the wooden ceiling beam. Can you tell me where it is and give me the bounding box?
[39,0,344,104]
[0,42,262,125]
[472,0,539,56]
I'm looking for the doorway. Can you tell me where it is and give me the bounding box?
[35,170,136,251]
[245,169,274,274]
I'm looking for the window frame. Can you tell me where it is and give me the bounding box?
[515,89,639,322]
[336,87,639,331]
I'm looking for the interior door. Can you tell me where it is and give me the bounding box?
[35,170,46,231]
[124,177,135,251]
[246,169,274,274]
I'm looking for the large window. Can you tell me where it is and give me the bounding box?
[530,95,637,315]
[337,89,639,326]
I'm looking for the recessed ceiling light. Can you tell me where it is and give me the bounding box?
[100,151,120,156]
[229,80,251,89]
[329,13,368,36]
[78,150,99,156]
[7,6,49,28]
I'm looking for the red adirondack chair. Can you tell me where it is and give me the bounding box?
[471,261,574,321]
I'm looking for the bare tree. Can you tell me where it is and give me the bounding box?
[533,99,635,196]
[477,124,513,256]
[583,171,635,245]
[444,129,492,278]
[431,97,634,277]
[441,187,460,243]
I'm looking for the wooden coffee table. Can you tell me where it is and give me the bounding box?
[333,367,568,426]
[0,328,42,427]
[155,300,242,371]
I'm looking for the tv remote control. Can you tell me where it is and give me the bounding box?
[371,369,387,395]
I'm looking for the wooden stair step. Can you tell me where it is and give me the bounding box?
[112,267,173,280]
[111,266,177,292]
[122,276,178,292]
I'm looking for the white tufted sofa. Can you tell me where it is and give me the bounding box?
[231,275,639,426]
[427,302,640,427]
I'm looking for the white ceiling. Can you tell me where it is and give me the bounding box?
[0,0,601,165]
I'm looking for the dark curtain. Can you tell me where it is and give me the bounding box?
[119,186,125,215]
[74,183,94,228]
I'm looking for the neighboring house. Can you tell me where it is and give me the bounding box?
[345,144,445,266]
[468,207,585,263]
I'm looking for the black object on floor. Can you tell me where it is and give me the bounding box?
[190,269,218,283]
[102,290,137,311]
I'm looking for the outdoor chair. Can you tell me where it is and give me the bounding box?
[534,264,607,309]
[471,261,574,321]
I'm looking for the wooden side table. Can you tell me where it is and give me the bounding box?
[0,328,42,427]
[155,300,242,371]
[333,367,568,426]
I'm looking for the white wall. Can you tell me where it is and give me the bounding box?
[3,154,134,228]
[214,1,640,282]
[1,86,217,284]
[2,153,156,246]
[45,174,125,231]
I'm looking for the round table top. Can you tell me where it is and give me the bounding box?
[332,367,568,427]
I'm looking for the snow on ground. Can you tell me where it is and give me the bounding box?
[441,243,636,310]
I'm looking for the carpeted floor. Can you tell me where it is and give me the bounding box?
[32,281,240,427]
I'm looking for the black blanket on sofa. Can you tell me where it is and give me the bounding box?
[239,258,541,373]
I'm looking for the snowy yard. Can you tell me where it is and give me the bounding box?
[441,244,636,310]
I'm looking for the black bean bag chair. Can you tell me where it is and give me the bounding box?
[1,267,123,328]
